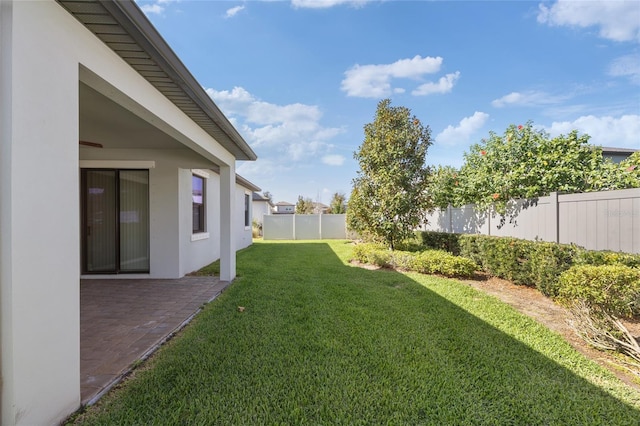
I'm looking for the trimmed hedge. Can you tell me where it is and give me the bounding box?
[351,243,477,278]
[418,231,639,298]
[418,231,461,255]
[557,265,640,317]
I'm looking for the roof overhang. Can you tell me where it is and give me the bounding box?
[57,0,257,161]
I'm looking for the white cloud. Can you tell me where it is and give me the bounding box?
[225,5,245,18]
[321,154,346,166]
[435,112,489,146]
[291,0,371,9]
[537,0,640,42]
[544,114,640,148]
[491,90,567,108]
[341,55,445,98]
[136,0,180,15]
[608,54,640,85]
[207,86,345,162]
[412,71,460,96]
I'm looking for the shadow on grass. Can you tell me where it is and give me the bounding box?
[75,241,640,425]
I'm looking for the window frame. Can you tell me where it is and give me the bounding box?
[244,192,251,229]
[192,173,206,234]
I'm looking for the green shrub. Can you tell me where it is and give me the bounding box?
[469,236,535,286]
[529,242,578,297]
[351,243,392,267]
[352,243,476,278]
[390,250,415,270]
[410,250,477,278]
[458,234,485,266]
[574,249,640,269]
[418,231,461,255]
[557,265,640,318]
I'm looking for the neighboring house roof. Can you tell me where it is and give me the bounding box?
[312,202,329,209]
[275,201,295,206]
[235,174,261,193]
[57,0,257,161]
[252,192,274,205]
[601,147,638,155]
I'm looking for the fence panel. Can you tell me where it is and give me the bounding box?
[263,214,347,240]
[321,214,347,239]
[263,215,294,240]
[425,188,639,254]
[295,215,321,240]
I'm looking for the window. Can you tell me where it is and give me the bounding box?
[192,174,206,233]
[244,193,251,227]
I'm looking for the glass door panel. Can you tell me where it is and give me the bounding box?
[85,170,117,272]
[119,170,150,272]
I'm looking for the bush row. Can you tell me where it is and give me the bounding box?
[417,231,640,298]
[556,265,640,318]
[351,243,477,278]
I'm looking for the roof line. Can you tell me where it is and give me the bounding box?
[58,0,257,161]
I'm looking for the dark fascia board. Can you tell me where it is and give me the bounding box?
[59,0,257,161]
[601,147,639,155]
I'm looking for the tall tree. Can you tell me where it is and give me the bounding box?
[329,192,347,214]
[295,196,314,214]
[347,99,432,250]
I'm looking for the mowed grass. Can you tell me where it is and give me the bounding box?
[73,241,640,425]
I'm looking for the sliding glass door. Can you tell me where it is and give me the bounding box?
[82,169,149,273]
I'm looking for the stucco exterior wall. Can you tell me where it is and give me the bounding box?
[1,1,242,424]
[2,2,82,424]
[252,200,272,225]
[236,186,254,251]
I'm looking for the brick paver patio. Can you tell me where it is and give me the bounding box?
[80,277,229,404]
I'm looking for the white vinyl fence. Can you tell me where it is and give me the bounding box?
[422,188,640,254]
[263,214,347,240]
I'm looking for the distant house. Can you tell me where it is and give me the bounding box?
[252,192,273,224]
[274,201,295,214]
[312,202,331,214]
[601,147,638,164]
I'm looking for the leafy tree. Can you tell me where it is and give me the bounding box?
[329,192,347,214]
[347,99,432,250]
[429,165,461,209]
[442,122,640,214]
[295,196,314,214]
[262,191,273,203]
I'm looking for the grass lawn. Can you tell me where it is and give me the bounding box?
[72,240,640,425]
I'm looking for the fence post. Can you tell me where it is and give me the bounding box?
[550,191,559,243]
[448,204,452,233]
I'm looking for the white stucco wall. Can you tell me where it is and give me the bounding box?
[236,186,254,251]
[2,2,81,424]
[1,1,242,424]
[252,200,272,225]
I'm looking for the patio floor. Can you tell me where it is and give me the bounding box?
[80,276,230,405]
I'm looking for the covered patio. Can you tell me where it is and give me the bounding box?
[80,277,230,404]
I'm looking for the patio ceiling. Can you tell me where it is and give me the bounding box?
[80,82,184,150]
[58,0,257,161]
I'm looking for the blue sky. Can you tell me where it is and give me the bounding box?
[136,0,640,205]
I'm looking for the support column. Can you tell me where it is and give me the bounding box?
[1,2,80,424]
[219,164,236,282]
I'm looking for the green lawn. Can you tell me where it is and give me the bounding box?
[73,240,640,425]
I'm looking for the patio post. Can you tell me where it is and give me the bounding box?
[219,164,236,281]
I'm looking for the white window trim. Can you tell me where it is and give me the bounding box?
[80,160,155,169]
[191,232,210,242]
[192,168,210,179]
